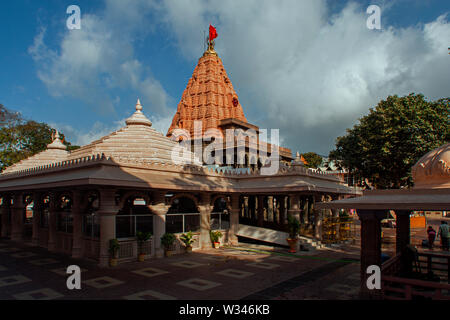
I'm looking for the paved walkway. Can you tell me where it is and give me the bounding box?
[0,239,361,300]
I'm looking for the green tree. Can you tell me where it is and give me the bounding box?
[329,93,449,189]
[301,152,323,168]
[0,105,79,172]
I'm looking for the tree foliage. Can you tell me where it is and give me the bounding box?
[0,104,79,172]
[301,152,323,168]
[329,93,449,189]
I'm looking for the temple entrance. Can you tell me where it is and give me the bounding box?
[166,196,200,234]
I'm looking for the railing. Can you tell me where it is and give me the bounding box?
[117,238,152,260]
[417,251,450,284]
[115,214,153,239]
[381,251,450,300]
[381,253,402,276]
[166,213,200,234]
[322,217,356,243]
[381,275,450,300]
[210,211,230,230]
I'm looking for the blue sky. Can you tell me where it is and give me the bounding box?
[1,0,449,155]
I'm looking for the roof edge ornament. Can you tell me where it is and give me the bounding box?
[292,151,305,167]
[47,130,67,150]
[125,99,152,127]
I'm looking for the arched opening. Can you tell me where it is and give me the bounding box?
[24,194,33,239]
[116,195,153,239]
[166,196,200,234]
[211,196,230,230]
[56,194,73,234]
[82,192,100,239]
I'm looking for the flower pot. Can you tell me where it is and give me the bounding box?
[185,246,193,253]
[286,238,298,253]
[138,253,145,262]
[109,258,118,267]
[213,242,220,249]
[165,249,175,257]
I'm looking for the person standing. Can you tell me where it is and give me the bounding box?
[437,221,449,251]
[427,226,436,249]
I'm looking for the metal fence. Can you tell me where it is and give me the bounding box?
[210,211,230,230]
[166,213,200,234]
[116,214,153,239]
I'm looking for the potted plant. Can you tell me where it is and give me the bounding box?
[286,215,300,253]
[136,231,152,262]
[210,230,222,249]
[161,233,176,257]
[109,239,120,267]
[180,231,196,253]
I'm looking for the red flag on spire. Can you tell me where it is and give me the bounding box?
[209,24,218,41]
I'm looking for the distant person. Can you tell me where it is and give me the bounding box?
[437,221,449,251]
[426,226,436,249]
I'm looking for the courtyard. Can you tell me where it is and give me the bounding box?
[0,238,361,300]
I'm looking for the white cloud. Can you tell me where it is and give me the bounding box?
[158,0,450,155]
[29,0,170,117]
[31,0,450,156]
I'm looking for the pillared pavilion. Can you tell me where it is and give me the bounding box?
[0,38,359,266]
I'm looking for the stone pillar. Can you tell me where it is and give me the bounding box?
[278,196,286,226]
[98,189,118,267]
[248,196,255,221]
[301,196,309,225]
[228,194,240,245]
[31,193,43,246]
[314,195,324,240]
[71,191,85,258]
[1,195,11,238]
[47,193,58,252]
[332,195,341,241]
[11,193,25,242]
[395,210,411,255]
[149,191,169,258]
[395,210,411,275]
[243,197,249,218]
[267,196,274,222]
[198,193,212,249]
[357,209,385,298]
[288,194,300,222]
[257,196,264,227]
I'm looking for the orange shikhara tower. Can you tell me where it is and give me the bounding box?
[167,42,247,137]
[167,26,293,166]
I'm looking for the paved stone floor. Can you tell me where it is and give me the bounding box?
[0,239,361,300]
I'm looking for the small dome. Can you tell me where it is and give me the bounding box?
[125,99,152,126]
[411,143,450,189]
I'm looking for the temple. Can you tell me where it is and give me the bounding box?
[167,38,294,168]
[0,35,359,268]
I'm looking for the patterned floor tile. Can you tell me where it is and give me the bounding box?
[201,255,226,261]
[10,252,37,258]
[176,278,221,291]
[50,267,87,276]
[216,268,254,279]
[28,258,59,266]
[268,255,298,262]
[13,288,64,300]
[0,275,32,287]
[325,283,359,295]
[170,260,206,269]
[246,262,280,270]
[131,267,169,278]
[123,289,177,300]
[84,276,124,289]
[0,247,21,253]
